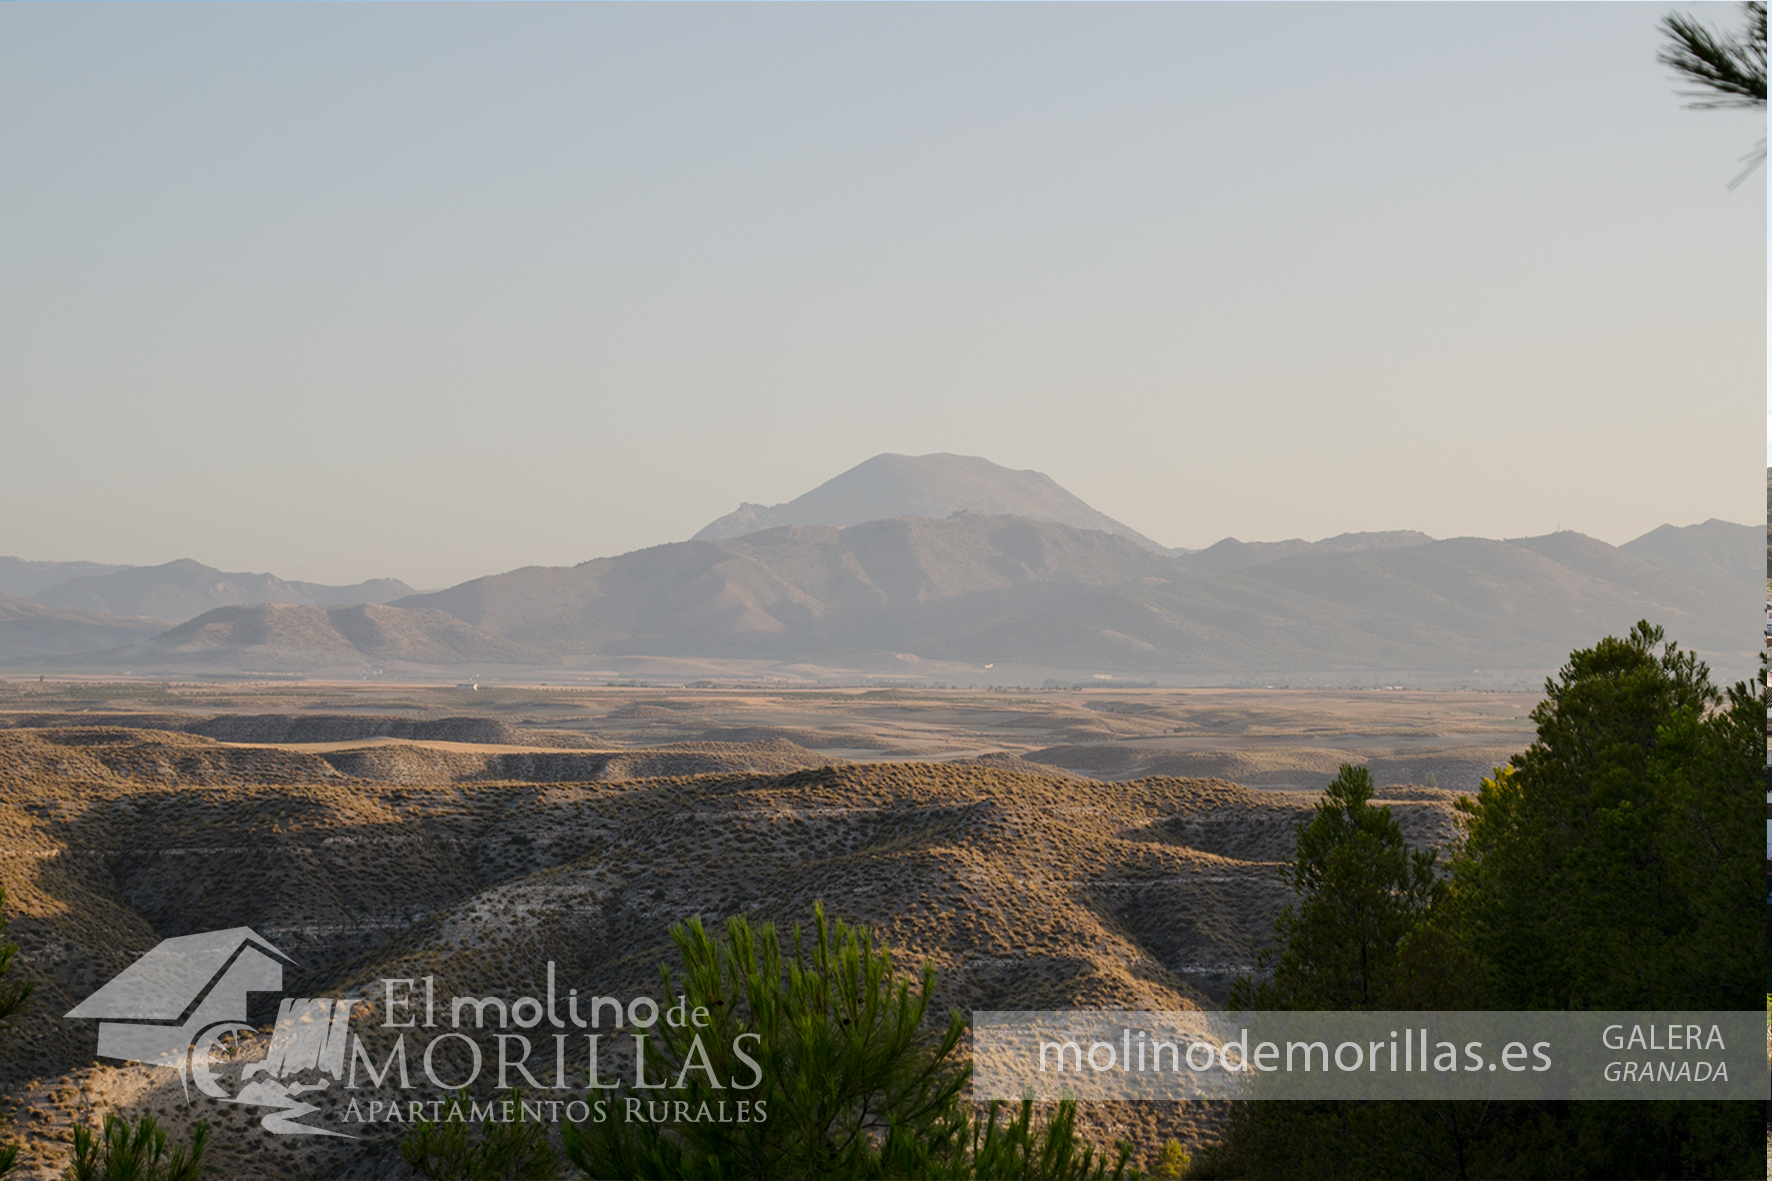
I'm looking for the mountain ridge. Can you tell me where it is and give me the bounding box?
[1617,518,1761,587]
[388,512,1750,678]
[72,602,547,672]
[0,558,135,600]
[0,594,168,663]
[31,558,417,622]
[1173,530,1436,574]
[2,453,1752,677]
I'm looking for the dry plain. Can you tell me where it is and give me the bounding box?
[0,678,1538,1178]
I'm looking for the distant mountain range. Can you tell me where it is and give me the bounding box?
[387,513,1750,677]
[83,603,545,672]
[0,558,416,621]
[1618,518,1764,588]
[0,558,134,599]
[0,455,1757,679]
[0,595,167,662]
[692,453,1170,551]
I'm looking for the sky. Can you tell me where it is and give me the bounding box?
[1,3,1764,589]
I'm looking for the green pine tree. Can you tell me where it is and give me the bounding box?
[1229,764,1451,1012]
[1450,621,1742,1011]
[559,902,1138,1181]
[1199,623,1764,1179]
[1204,766,1485,1180]
[1444,622,1763,1178]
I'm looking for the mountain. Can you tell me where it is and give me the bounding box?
[86,602,547,672]
[1619,519,1762,587]
[0,557,134,599]
[31,559,417,623]
[395,513,1751,677]
[691,453,1170,552]
[407,514,1176,657]
[26,507,1746,678]
[0,594,167,662]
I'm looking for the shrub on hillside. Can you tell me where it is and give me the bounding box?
[62,1114,209,1181]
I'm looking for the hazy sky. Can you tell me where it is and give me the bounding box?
[2,3,1764,588]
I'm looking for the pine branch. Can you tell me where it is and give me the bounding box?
[1658,2,1768,109]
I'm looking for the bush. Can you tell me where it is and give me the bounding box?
[401,1089,559,1180]
[1150,1139,1190,1179]
[965,1098,1139,1181]
[62,1113,209,1181]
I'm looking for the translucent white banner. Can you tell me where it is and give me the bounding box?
[971,1011,1768,1101]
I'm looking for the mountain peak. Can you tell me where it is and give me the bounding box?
[691,453,1168,551]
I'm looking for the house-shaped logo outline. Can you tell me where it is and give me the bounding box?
[66,927,294,1089]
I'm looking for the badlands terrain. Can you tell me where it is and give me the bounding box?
[0,678,1532,1177]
